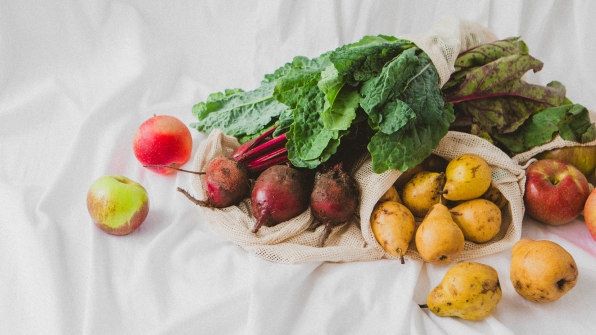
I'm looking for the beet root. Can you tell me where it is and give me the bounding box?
[310,163,360,247]
[176,156,250,208]
[250,164,312,233]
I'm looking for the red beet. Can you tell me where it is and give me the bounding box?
[202,157,251,207]
[310,163,360,247]
[170,156,250,208]
[250,164,311,233]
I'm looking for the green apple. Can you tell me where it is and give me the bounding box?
[537,145,596,178]
[86,175,150,235]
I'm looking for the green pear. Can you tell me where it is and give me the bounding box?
[426,261,502,321]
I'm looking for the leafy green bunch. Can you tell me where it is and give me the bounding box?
[192,35,454,173]
[443,37,596,154]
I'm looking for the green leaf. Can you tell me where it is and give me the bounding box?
[190,83,287,141]
[444,39,567,136]
[493,104,596,153]
[366,53,455,173]
[330,36,415,84]
[360,48,420,133]
[320,85,361,131]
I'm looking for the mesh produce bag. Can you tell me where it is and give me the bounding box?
[512,134,596,169]
[190,130,525,263]
[187,18,525,263]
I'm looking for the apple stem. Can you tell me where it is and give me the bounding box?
[143,164,206,175]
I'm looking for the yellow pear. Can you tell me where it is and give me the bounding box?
[415,203,465,264]
[370,201,416,263]
[479,183,509,209]
[395,154,449,190]
[377,185,401,204]
[510,239,578,303]
[426,262,502,321]
[450,199,502,243]
[402,171,446,217]
[443,153,492,201]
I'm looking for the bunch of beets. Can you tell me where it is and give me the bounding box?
[160,127,361,247]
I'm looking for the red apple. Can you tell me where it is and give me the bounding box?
[133,115,193,175]
[524,158,590,226]
[583,189,596,240]
[87,175,150,235]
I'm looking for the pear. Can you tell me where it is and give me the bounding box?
[450,199,502,243]
[537,145,596,178]
[395,154,449,190]
[443,153,492,201]
[479,183,509,209]
[415,203,465,264]
[510,239,578,303]
[402,171,446,217]
[425,261,502,321]
[377,185,402,204]
[370,201,416,263]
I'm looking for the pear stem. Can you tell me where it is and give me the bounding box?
[397,247,405,264]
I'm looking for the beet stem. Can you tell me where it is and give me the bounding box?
[232,127,277,162]
[245,149,289,173]
[237,133,287,164]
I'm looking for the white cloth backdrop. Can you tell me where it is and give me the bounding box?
[2,1,596,334]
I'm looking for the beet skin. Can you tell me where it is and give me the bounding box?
[200,156,250,208]
[310,163,360,246]
[250,165,311,233]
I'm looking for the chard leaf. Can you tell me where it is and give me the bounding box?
[493,104,596,153]
[444,37,529,90]
[444,41,567,135]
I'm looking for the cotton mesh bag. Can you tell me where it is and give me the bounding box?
[189,18,525,264]
[512,134,596,169]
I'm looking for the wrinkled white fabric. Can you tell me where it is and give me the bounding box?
[2,1,596,334]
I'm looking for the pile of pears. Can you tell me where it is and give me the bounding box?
[371,153,505,266]
[370,153,580,321]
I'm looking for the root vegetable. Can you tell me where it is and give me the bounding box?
[250,164,312,233]
[196,156,251,208]
[147,156,250,208]
[310,163,360,247]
